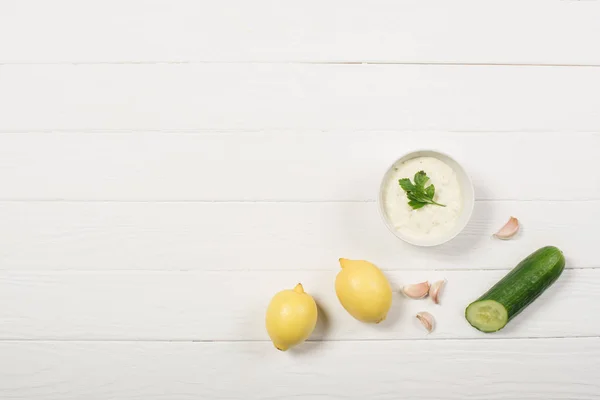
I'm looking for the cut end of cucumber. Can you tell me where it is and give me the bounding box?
[465,300,508,333]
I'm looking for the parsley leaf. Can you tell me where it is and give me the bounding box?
[408,200,427,210]
[425,184,435,199]
[398,178,416,192]
[413,170,429,187]
[398,170,446,210]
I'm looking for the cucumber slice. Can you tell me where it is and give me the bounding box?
[465,300,508,332]
[465,246,565,333]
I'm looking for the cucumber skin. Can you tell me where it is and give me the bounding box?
[467,246,565,331]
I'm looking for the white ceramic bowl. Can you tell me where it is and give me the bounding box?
[377,150,475,247]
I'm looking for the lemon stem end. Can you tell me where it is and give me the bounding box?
[293,283,304,294]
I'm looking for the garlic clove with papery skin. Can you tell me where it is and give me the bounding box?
[493,217,520,240]
[429,280,446,304]
[402,281,430,299]
[416,312,435,333]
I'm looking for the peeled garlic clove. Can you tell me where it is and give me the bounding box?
[402,281,430,299]
[416,312,435,333]
[429,279,446,304]
[493,216,520,240]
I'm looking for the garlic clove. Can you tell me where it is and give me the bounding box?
[416,312,435,333]
[402,281,430,299]
[429,279,446,305]
[493,216,520,240]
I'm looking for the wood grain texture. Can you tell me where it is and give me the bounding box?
[0,268,595,340]
[2,1,600,398]
[1,65,599,131]
[0,201,595,271]
[1,0,599,65]
[1,132,597,200]
[1,338,599,400]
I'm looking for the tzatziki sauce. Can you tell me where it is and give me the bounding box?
[382,156,462,240]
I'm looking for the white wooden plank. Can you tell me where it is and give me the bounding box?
[1,1,599,65]
[0,65,599,131]
[1,339,599,400]
[0,201,595,271]
[0,268,595,340]
[0,132,597,200]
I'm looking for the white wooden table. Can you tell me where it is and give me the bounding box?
[1,1,599,399]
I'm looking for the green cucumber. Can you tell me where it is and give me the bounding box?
[465,246,565,333]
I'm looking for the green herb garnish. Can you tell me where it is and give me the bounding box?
[398,171,446,210]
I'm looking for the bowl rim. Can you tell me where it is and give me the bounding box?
[377,149,475,247]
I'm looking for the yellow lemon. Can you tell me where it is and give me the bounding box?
[335,258,392,323]
[265,283,318,351]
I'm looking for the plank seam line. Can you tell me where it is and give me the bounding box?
[0,336,598,343]
[1,129,599,134]
[0,199,598,204]
[0,266,596,273]
[2,61,600,68]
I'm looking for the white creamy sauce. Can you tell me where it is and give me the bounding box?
[383,157,462,240]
